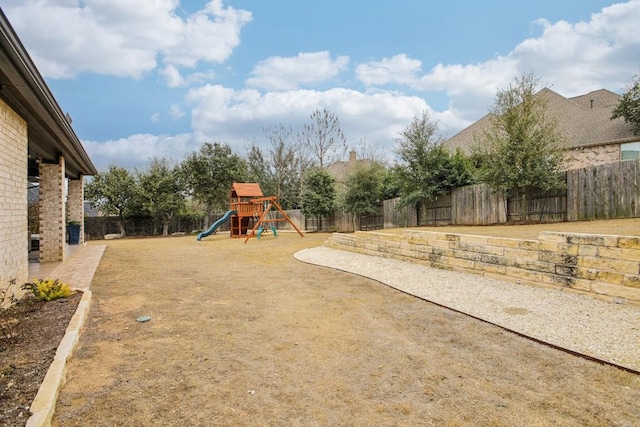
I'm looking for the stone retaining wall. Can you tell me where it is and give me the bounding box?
[325,230,640,304]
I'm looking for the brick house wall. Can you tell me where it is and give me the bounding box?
[0,98,28,305]
[565,143,620,170]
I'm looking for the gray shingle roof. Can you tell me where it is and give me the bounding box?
[442,87,637,154]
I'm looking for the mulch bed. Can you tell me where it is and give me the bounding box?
[0,292,81,427]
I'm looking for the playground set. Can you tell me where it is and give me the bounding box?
[197,183,304,243]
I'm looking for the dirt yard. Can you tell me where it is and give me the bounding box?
[52,224,639,426]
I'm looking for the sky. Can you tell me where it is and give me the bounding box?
[2,0,639,171]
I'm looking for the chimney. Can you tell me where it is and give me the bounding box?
[349,150,356,165]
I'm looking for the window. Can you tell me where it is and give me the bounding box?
[621,141,640,160]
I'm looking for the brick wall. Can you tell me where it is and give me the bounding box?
[0,99,28,305]
[67,178,84,244]
[326,230,640,304]
[39,158,65,262]
[565,143,620,170]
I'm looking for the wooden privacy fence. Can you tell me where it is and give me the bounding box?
[383,159,639,228]
[507,187,567,223]
[84,214,223,240]
[451,185,506,225]
[304,209,384,233]
[567,159,640,221]
[417,193,452,225]
[383,198,415,229]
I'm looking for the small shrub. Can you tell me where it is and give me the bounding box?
[22,279,74,302]
[1,279,19,308]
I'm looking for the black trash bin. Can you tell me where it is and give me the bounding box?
[67,223,81,244]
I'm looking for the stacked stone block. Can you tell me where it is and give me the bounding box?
[0,99,28,304]
[326,229,640,304]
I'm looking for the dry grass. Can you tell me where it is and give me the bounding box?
[51,225,640,426]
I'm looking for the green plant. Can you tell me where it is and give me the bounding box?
[67,220,81,226]
[1,279,20,345]
[22,278,74,302]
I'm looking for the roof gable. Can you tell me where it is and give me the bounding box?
[442,87,636,154]
[230,183,264,198]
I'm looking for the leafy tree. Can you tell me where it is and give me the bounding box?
[473,73,565,200]
[181,142,248,223]
[380,166,403,201]
[85,165,139,236]
[181,199,207,231]
[264,124,304,209]
[299,107,347,168]
[343,163,386,217]
[138,157,186,236]
[611,74,640,135]
[394,111,473,208]
[245,142,276,196]
[301,167,336,229]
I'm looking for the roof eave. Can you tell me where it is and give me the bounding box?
[0,9,97,178]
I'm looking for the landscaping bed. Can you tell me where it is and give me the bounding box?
[0,293,81,426]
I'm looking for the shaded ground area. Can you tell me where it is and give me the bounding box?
[51,229,639,426]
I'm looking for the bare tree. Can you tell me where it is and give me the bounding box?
[264,124,303,208]
[299,107,347,168]
[352,137,387,165]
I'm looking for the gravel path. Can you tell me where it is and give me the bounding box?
[295,246,640,372]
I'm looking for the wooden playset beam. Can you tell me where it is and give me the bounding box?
[244,197,304,243]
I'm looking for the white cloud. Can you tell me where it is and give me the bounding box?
[355,54,422,86]
[355,1,640,123]
[3,0,251,79]
[511,1,640,94]
[184,84,431,157]
[83,133,198,170]
[160,65,186,88]
[170,104,186,119]
[160,65,217,88]
[162,0,252,68]
[246,51,350,90]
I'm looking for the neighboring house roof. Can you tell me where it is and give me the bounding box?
[327,151,372,184]
[0,9,97,179]
[442,87,637,155]
[230,182,264,199]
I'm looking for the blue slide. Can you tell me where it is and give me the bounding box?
[197,210,236,241]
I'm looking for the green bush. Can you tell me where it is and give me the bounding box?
[23,278,74,302]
